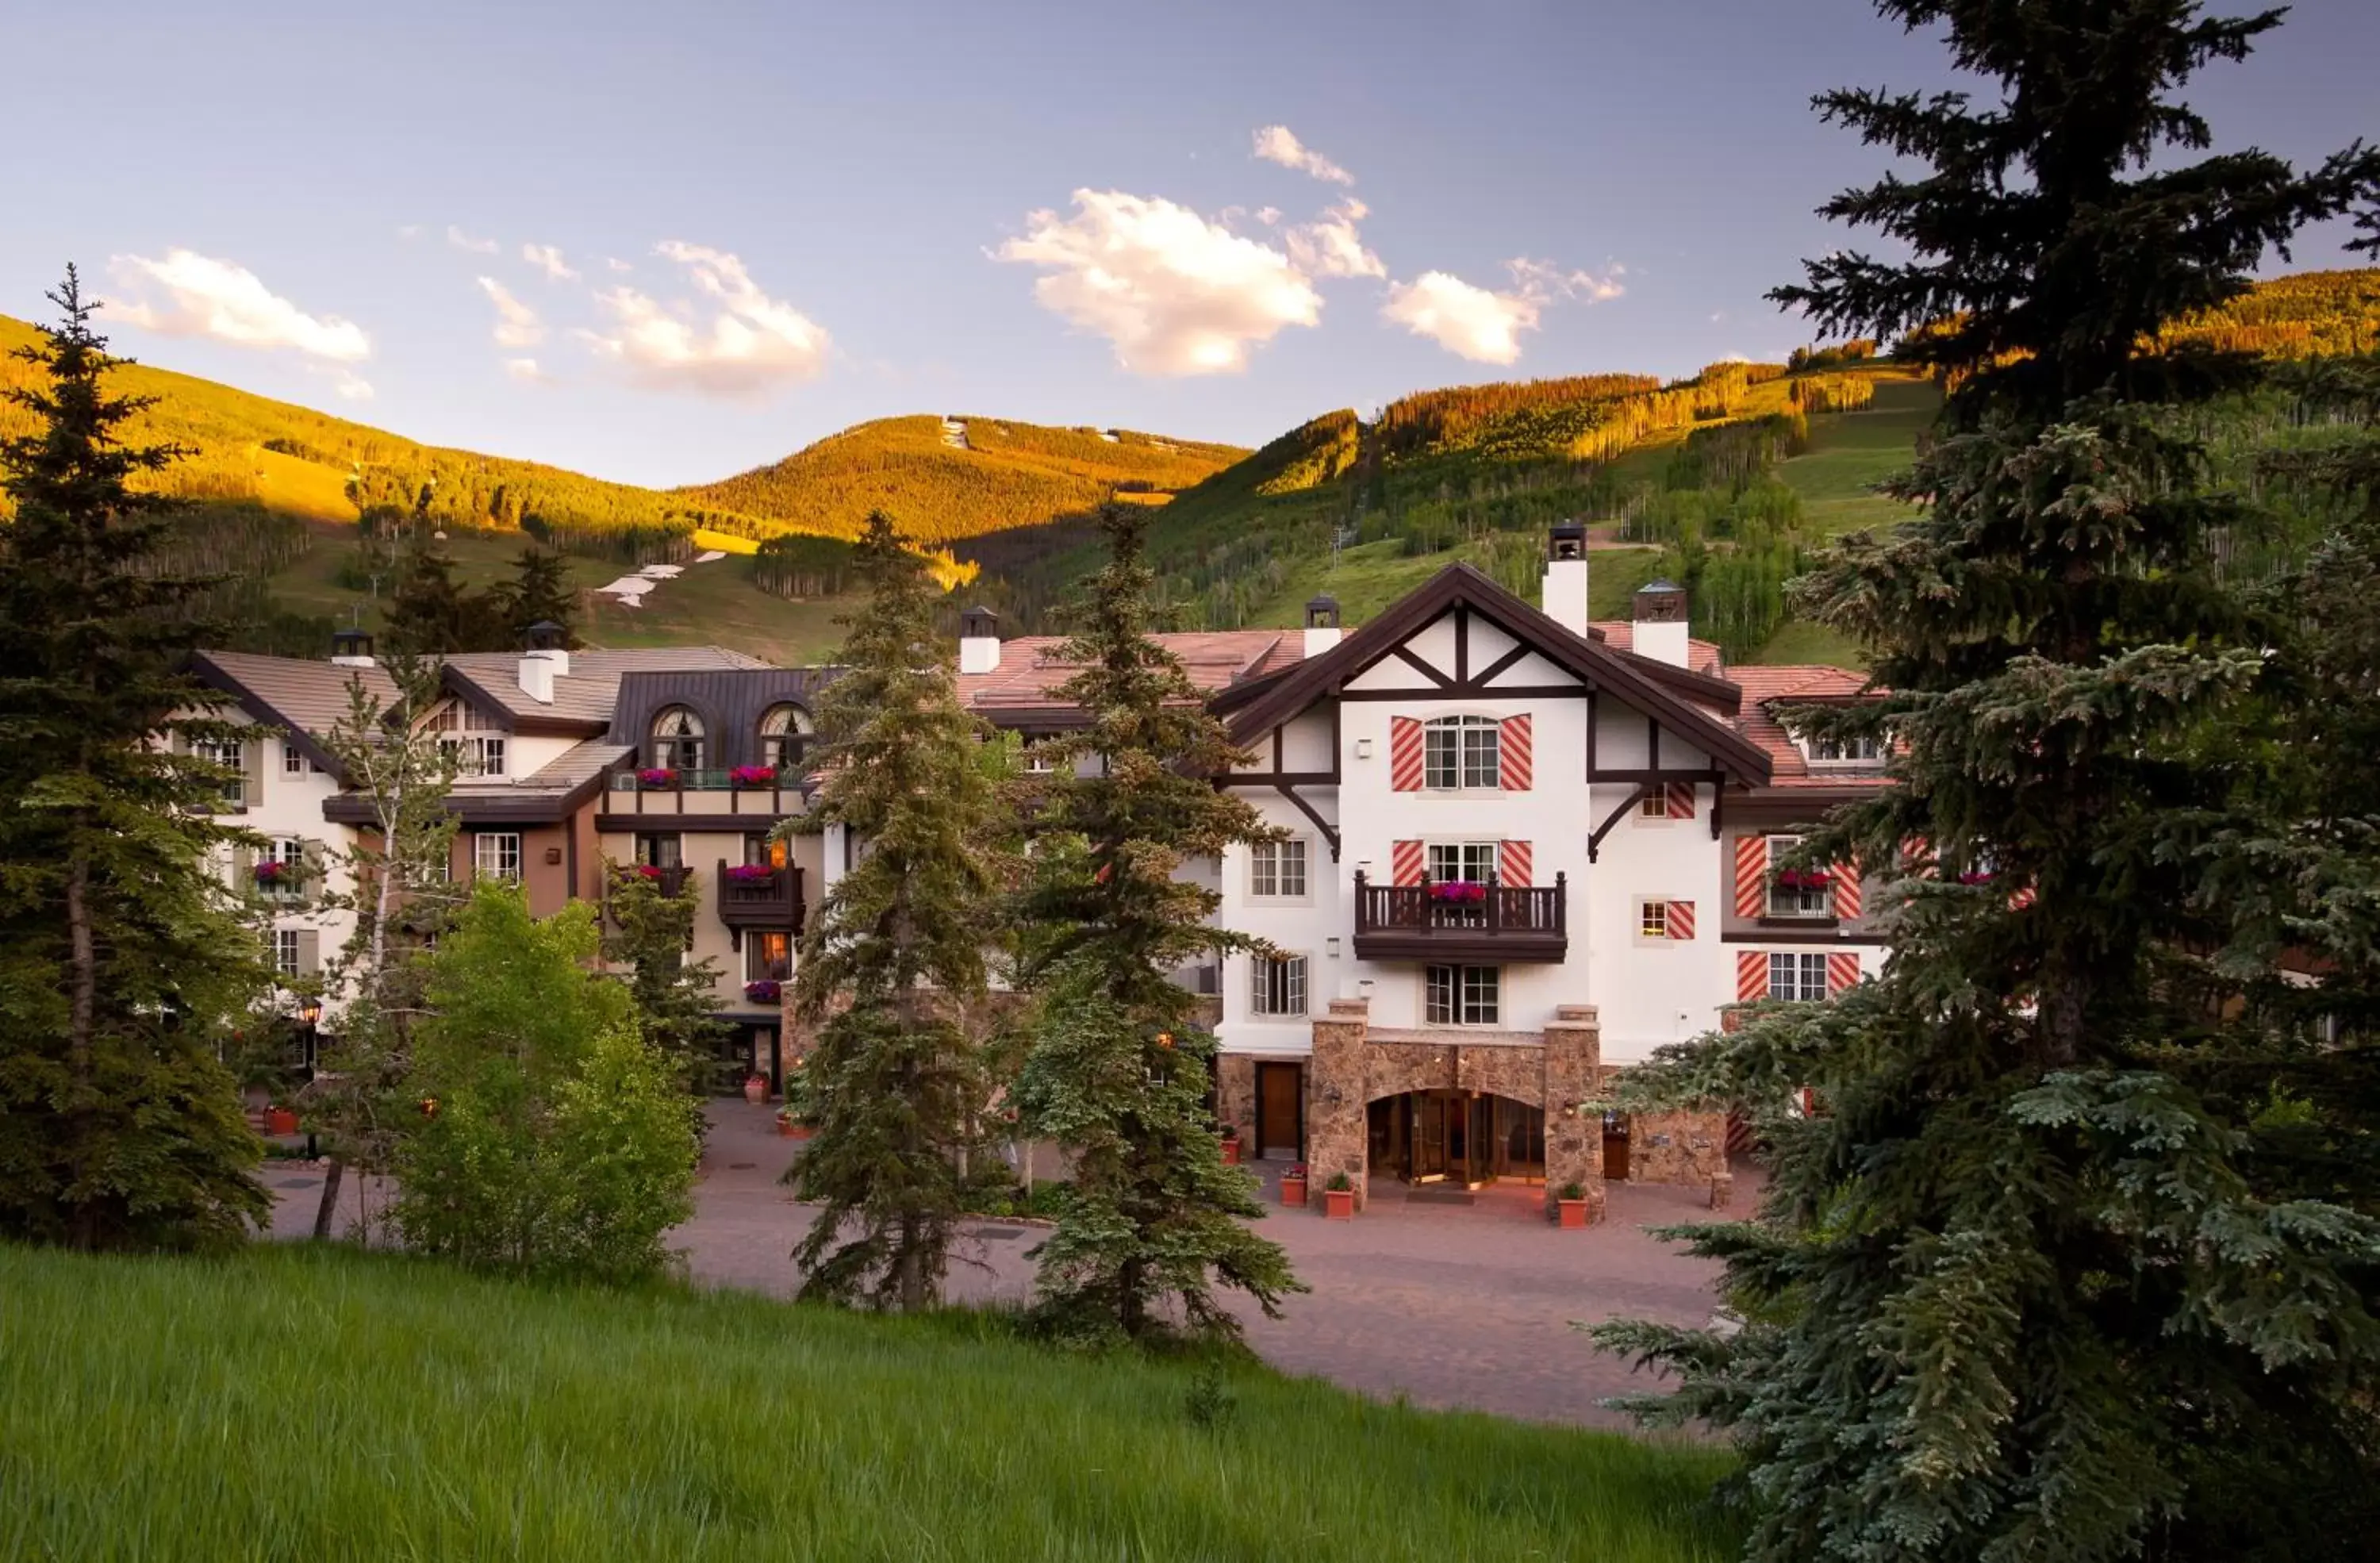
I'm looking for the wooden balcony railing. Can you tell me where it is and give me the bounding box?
[1351,872,1568,962]
[716,859,804,938]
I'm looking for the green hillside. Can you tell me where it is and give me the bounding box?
[680,414,1246,545]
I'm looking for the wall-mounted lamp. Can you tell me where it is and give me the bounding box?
[1325,937,1341,959]
[1560,1101,1580,1119]
[1357,978,1374,1000]
[1354,737,1374,759]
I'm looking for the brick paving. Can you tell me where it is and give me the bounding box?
[267,1102,1750,1429]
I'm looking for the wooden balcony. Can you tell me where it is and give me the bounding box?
[610,862,691,900]
[1352,873,1568,962]
[716,859,804,939]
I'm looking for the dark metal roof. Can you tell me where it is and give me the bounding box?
[605,666,847,767]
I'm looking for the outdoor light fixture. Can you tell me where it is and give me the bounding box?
[297,999,322,1026]
[1354,737,1373,758]
[1326,937,1341,958]
[1357,978,1374,1000]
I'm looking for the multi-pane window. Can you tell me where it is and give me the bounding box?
[744,834,787,870]
[757,703,812,772]
[1766,835,1831,917]
[191,734,246,805]
[1422,716,1500,790]
[1426,842,1499,885]
[1425,964,1500,1026]
[1638,901,1669,939]
[635,834,683,870]
[436,703,508,777]
[1768,952,1828,1002]
[1807,731,1884,764]
[473,831,522,882]
[747,931,793,983]
[650,706,705,770]
[1640,789,1671,818]
[1249,839,1307,899]
[1250,955,1308,1017]
[282,740,306,776]
[274,928,302,977]
[259,838,305,898]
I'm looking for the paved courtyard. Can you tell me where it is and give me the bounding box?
[267,1102,1749,1428]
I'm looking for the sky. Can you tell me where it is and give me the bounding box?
[4,0,2374,489]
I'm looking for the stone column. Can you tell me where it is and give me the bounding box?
[1541,1004,1604,1223]
[1213,1054,1255,1146]
[1307,998,1370,1210]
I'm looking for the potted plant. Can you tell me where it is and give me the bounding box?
[1426,880,1488,904]
[724,862,775,884]
[744,977,782,1004]
[729,764,778,788]
[775,1105,813,1141]
[263,1104,299,1136]
[1322,1170,1356,1220]
[1280,1162,1309,1208]
[742,1072,770,1105]
[1219,1125,1242,1166]
[635,766,678,789]
[1556,1181,1591,1229]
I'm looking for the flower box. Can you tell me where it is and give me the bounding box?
[729,765,779,788]
[1219,1132,1241,1167]
[1323,1186,1356,1220]
[744,978,782,1004]
[1956,870,1995,885]
[1280,1165,1308,1208]
[1426,880,1488,904]
[1556,1180,1591,1228]
[635,767,679,789]
[724,862,775,883]
[633,864,666,881]
[1775,869,1834,890]
[253,860,291,885]
[743,1073,770,1105]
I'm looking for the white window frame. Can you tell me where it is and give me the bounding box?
[1250,954,1308,1018]
[1797,724,1887,768]
[1422,715,1501,792]
[1637,899,1670,940]
[1248,839,1309,901]
[1424,963,1501,1027]
[745,930,793,984]
[1768,951,1828,1002]
[1639,789,1671,819]
[282,740,305,776]
[260,837,305,898]
[1426,841,1499,885]
[473,831,522,882]
[273,928,302,977]
[1765,834,1832,919]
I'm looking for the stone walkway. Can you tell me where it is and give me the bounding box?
[266,1102,1750,1429]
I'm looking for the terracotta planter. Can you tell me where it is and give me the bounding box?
[1280,1175,1308,1208]
[264,1108,298,1136]
[1219,1137,1241,1166]
[743,1077,769,1105]
[1557,1198,1590,1230]
[778,1120,814,1141]
[1323,1187,1356,1220]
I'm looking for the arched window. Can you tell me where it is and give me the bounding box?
[758,703,813,772]
[650,705,706,770]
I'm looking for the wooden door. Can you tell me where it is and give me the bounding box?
[1256,1064,1302,1158]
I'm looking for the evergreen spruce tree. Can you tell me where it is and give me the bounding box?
[1011,504,1303,1345]
[785,512,1010,1311]
[491,546,581,648]
[382,539,496,655]
[0,270,269,1250]
[1593,8,2380,1561]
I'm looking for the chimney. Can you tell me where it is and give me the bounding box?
[523,620,570,678]
[1541,521,1590,636]
[958,606,1001,675]
[1303,595,1342,658]
[1632,579,1692,668]
[329,628,376,668]
[517,656,555,704]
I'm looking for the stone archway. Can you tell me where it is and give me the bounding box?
[1306,1000,1602,1219]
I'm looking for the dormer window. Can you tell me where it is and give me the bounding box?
[433,701,507,777]
[1422,716,1500,791]
[651,705,706,771]
[1806,731,1884,765]
[758,704,812,772]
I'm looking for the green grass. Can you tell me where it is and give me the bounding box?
[1772,374,1936,536]
[1754,617,1871,670]
[0,1243,1739,1562]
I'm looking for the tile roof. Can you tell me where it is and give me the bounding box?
[192,651,401,740]
[1728,665,1888,787]
[451,739,633,802]
[1584,622,1726,677]
[444,647,770,728]
[958,630,1300,712]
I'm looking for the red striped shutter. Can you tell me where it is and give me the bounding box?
[1832,862,1863,920]
[1665,782,1696,819]
[1390,717,1423,792]
[1499,839,1533,887]
[1666,900,1695,940]
[1825,953,1861,996]
[1737,950,1768,1001]
[1392,839,1424,886]
[1733,835,1768,919]
[1499,714,1533,791]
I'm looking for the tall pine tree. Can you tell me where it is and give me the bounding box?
[1595,8,2380,1561]
[785,513,1009,1310]
[0,271,269,1250]
[1011,504,1302,1345]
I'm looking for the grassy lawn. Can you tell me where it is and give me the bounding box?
[0,1242,1739,1563]
[1773,374,1936,537]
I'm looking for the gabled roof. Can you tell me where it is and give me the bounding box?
[1731,665,1891,789]
[443,647,771,733]
[957,630,1301,720]
[188,651,401,778]
[1218,563,1776,783]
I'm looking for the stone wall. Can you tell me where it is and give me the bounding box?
[1214,1053,1255,1144]
[1629,1108,1732,1208]
[1306,1000,1372,1206]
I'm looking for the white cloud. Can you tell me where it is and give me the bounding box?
[1252,125,1354,186]
[995,189,1323,375]
[1254,206,1282,226]
[104,250,371,363]
[578,240,831,399]
[522,243,578,282]
[477,277,544,348]
[504,357,551,384]
[604,256,634,273]
[1381,257,1626,364]
[331,371,374,401]
[396,224,423,241]
[1286,199,1384,280]
[447,225,499,255]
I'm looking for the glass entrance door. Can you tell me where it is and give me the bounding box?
[1411,1092,1451,1181]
